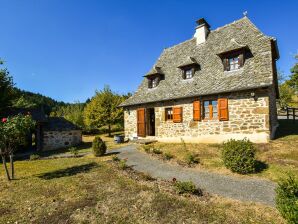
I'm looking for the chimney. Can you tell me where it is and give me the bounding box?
[194,18,210,45]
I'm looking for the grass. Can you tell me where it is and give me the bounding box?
[141,120,298,181]
[0,154,285,223]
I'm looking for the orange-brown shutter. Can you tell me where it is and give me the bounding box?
[173,107,182,123]
[218,98,229,121]
[193,101,201,121]
[137,108,146,137]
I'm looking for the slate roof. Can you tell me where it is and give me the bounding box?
[120,17,279,107]
[44,117,81,131]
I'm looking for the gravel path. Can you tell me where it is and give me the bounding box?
[110,145,276,207]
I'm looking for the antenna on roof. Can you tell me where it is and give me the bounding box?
[243,11,248,17]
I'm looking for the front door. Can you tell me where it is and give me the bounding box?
[148,108,155,136]
[137,108,146,137]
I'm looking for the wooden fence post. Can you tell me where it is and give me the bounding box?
[286,107,289,120]
[294,108,296,122]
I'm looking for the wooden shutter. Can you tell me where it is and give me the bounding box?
[182,70,186,79]
[148,79,152,88]
[137,108,146,137]
[193,101,201,121]
[173,107,182,123]
[218,98,229,121]
[223,58,230,71]
[238,51,244,67]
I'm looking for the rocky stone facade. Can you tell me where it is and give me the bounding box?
[43,130,82,151]
[124,89,276,143]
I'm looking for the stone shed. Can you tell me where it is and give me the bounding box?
[43,117,82,151]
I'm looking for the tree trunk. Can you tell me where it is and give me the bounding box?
[10,154,14,180]
[108,124,111,137]
[1,156,11,181]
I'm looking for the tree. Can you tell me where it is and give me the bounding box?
[286,54,298,92]
[0,59,15,115]
[0,115,35,180]
[50,102,85,129]
[279,83,294,108]
[84,86,125,136]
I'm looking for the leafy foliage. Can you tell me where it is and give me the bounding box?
[50,102,85,129]
[286,55,298,93]
[119,159,128,170]
[184,152,200,166]
[222,138,257,174]
[84,85,126,136]
[92,136,107,156]
[0,59,15,115]
[164,152,174,160]
[276,174,298,224]
[69,147,79,157]
[174,180,200,195]
[279,83,295,108]
[152,148,162,154]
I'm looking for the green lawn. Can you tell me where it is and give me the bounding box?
[0,155,284,223]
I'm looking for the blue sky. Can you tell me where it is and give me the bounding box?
[0,0,297,103]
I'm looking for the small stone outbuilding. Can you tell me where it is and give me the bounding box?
[42,117,82,151]
[120,16,279,143]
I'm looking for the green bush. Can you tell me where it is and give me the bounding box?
[184,152,200,166]
[119,160,128,170]
[221,138,256,174]
[29,154,40,161]
[152,148,162,154]
[276,175,298,224]
[164,152,174,160]
[174,180,201,195]
[69,147,79,157]
[92,136,107,156]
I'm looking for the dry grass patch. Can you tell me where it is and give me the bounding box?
[0,154,285,223]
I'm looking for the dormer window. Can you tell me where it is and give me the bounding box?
[218,48,246,72]
[145,66,164,89]
[178,57,200,80]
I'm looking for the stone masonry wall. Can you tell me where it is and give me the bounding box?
[124,89,272,143]
[43,130,82,151]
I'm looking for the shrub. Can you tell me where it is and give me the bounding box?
[276,175,298,224]
[30,154,40,161]
[119,160,128,170]
[92,136,107,156]
[164,152,174,160]
[184,152,200,166]
[112,155,120,162]
[139,172,156,181]
[152,148,162,154]
[69,147,79,157]
[221,138,256,174]
[174,180,202,195]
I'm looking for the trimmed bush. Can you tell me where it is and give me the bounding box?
[222,138,256,174]
[276,175,298,224]
[184,152,200,166]
[92,136,107,156]
[29,154,40,161]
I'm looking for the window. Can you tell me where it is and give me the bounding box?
[165,108,173,121]
[228,56,239,71]
[222,50,245,71]
[185,69,193,79]
[203,100,218,120]
[148,76,160,88]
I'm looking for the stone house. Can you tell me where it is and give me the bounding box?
[120,16,279,143]
[42,117,82,151]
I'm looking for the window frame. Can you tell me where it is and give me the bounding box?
[203,100,218,120]
[222,49,245,72]
[165,107,173,121]
[148,76,160,88]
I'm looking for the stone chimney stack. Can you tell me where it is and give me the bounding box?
[194,18,210,45]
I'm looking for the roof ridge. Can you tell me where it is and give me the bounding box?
[211,16,247,33]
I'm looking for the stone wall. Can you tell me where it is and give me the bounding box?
[124,89,273,143]
[43,130,82,151]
